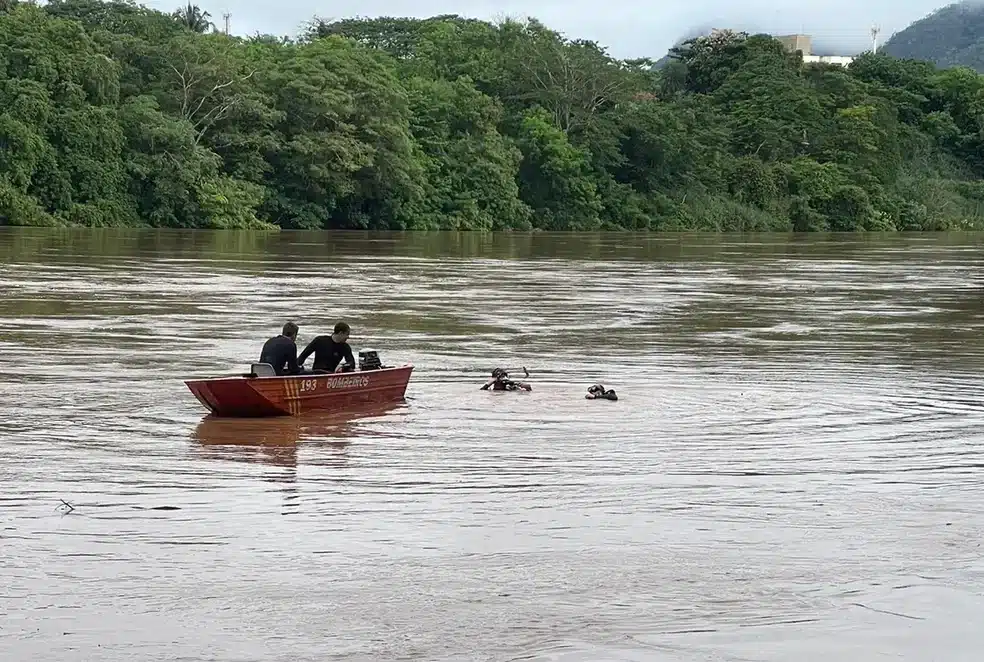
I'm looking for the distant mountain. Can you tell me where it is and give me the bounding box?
[883,2,984,71]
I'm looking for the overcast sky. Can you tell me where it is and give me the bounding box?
[143,0,957,58]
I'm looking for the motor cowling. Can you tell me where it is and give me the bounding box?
[358,349,382,371]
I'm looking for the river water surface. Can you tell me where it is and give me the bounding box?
[1,229,983,661]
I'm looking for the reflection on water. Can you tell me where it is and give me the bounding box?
[2,228,984,662]
[190,402,408,468]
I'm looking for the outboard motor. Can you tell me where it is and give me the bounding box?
[358,349,382,371]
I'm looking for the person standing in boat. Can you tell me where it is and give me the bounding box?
[259,321,303,376]
[298,321,356,373]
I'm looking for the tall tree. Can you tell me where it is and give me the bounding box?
[172,2,211,33]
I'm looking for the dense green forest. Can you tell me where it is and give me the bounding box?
[883,2,984,73]
[1,1,984,231]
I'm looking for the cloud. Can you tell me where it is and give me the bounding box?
[144,0,956,58]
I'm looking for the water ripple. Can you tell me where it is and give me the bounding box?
[2,230,984,661]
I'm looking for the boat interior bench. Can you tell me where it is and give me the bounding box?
[245,360,390,378]
[249,363,277,377]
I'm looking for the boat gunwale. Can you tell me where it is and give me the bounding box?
[184,363,414,385]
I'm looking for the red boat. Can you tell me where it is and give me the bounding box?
[185,360,414,418]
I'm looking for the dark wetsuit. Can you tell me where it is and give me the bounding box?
[586,384,617,400]
[259,335,301,376]
[481,378,528,391]
[298,335,355,373]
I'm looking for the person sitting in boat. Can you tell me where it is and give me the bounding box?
[259,321,302,376]
[481,368,532,391]
[298,321,356,373]
[585,384,617,401]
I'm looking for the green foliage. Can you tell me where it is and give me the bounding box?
[516,108,603,229]
[0,4,981,230]
[405,75,531,230]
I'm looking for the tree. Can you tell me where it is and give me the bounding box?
[406,76,531,229]
[515,108,603,229]
[157,33,256,146]
[172,2,211,33]
[502,21,630,134]
[256,37,425,229]
[715,52,825,162]
[1,5,983,231]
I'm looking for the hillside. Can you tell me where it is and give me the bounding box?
[883,2,984,71]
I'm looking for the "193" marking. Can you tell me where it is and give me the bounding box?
[298,375,371,393]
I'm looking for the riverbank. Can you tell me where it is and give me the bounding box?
[3,3,984,231]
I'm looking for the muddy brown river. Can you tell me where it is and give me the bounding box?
[2,229,983,661]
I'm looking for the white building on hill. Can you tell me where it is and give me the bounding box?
[776,34,854,66]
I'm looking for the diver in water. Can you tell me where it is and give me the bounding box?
[480,368,532,391]
[586,384,617,401]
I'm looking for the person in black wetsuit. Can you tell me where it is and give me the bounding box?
[480,368,532,391]
[297,321,356,373]
[586,384,617,400]
[259,321,302,376]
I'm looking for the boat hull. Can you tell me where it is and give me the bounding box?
[185,365,413,418]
